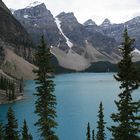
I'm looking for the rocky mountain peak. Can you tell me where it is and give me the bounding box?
[101,18,111,27]
[56,12,78,23]
[14,2,51,20]
[12,0,140,69]
[0,0,33,49]
[13,1,63,47]
[125,16,140,26]
[83,19,97,26]
[26,1,44,9]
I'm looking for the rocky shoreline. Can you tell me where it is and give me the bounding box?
[0,89,24,105]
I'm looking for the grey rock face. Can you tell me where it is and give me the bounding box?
[84,19,97,26]
[125,16,140,49]
[100,18,111,28]
[0,0,33,48]
[14,3,69,51]
[99,17,140,49]
[56,12,86,53]
[13,2,120,68]
[56,12,118,56]
[2,0,139,70]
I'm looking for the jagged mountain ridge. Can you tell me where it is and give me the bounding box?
[13,2,121,71]
[95,17,140,49]
[84,19,97,26]
[100,18,111,28]
[0,0,36,79]
[14,3,69,51]
[0,0,33,48]
[0,0,138,72]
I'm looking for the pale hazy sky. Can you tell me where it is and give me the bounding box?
[3,0,140,25]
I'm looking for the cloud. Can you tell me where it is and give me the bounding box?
[46,0,140,24]
[3,0,33,9]
[3,0,140,24]
[132,12,140,18]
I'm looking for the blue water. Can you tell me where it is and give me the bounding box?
[0,73,139,140]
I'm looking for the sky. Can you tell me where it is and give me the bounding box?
[3,0,140,25]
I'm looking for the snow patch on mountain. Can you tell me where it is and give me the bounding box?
[23,15,29,18]
[132,48,140,62]
[26,1,43,8]
[55,17,73,48]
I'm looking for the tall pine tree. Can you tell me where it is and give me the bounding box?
[21,119,32,140]
[33,36,58,140]
[96,102,106,140]
[92,129,95,140]
[19,77,23,93]
[109,28,140,140]
[86,122,91,140]
[0,122,4,140]
[5,107,19,140]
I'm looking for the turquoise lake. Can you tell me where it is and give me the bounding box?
[0,73,139,140]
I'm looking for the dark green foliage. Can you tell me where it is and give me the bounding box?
[0,75,16,100]
[0,122,5,140]
[5,107,19,140]
[0,74,23,101]
[54,60,140,74]
[7,80,15,101]
[86,122,91,140]
[33,36,58,140]
[21,119,32,140]
[96,102,106,140]
[11,82,15,100]
[19,77,23,93]
[86,61,118,72]
[92,129,95,140]
[0,45,5,65]
[109,29,140,140]
[14,45,34,63]
[0,110,32,140]
[0,75,7,90]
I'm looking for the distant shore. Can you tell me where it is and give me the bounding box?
[0,93,24,105]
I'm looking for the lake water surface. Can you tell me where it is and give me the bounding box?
[0,73,139,140]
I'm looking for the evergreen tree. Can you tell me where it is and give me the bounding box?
[109,28,140,140]
[19,77,23,93]
[5,107,19,140]
[11,82,15,100]
[92,129,95,140]
[33,36,58,140]
[86,122,91,140]
[21,119,32,140]
[0,122,4,140]
[28,135,33,140]
[96,102,106,140]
